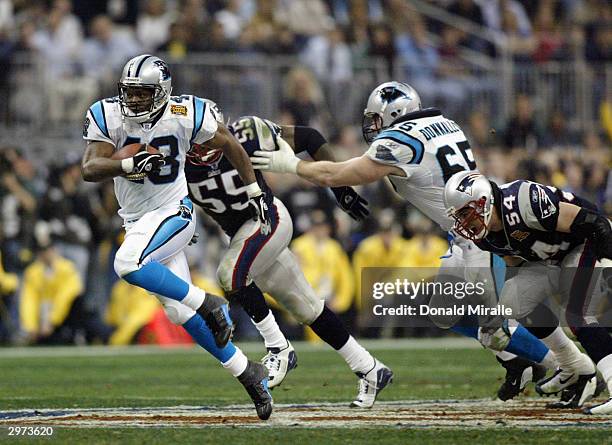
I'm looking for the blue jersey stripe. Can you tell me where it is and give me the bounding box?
[89,101,109,139]
[190,97,207,144]
[375,130,424,164]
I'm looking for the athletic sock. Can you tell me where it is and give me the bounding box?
[222,348,249,377]
[539,350,558,370]
[254,310,288,349]
[181,284,206,310]
[596,354,612,393]
[337,336,376,374]
[540,327,595,374]
[124,261,191,302]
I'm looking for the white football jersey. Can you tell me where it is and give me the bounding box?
[83,95,218,222]
[365,109,477,231]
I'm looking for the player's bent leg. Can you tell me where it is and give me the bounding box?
[115,198,232,347]
[157,255,272,420]
[255,248,392,408]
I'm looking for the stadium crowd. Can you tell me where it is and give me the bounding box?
[0,0,609,346]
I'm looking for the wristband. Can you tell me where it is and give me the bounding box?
[121,158,134,174]
[245,182,262,198]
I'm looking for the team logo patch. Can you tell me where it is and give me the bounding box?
[456,173,481,196]
[533,185,556,219]
[510,230,530,241]
[374,140,399,163]
[170,105,187,116]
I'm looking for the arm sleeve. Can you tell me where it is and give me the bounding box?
[517,182,560,231]
[83,101,114,145]
[191,97,219,145]
[49,262,83,327]
[19,268,39,333]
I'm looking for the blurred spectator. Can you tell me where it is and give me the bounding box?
[198,19,237,52]
[276,0,334,41]
[19,238,81,344]
[105,280,160,345]
[281,67,326,128]
[136,0,174,52]
[368,23,395,77]
[215,0,247,40]
[38,159,96,283]
[503,94,542,150]
[448,0,485,27]
[481,0,532,37]
[301,26,353,83]
[540,110,580,148]
[157,21,193,58]
[0,148,39,272]
[81,15,141,93]
[291,210,354,318]
[0,249,19,343]
[532,0,568,63]
[467,110,498,149]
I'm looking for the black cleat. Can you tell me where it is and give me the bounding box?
[238,360,273,420]
[546,373,597,409]
[496,356,547,401]
[196,294,234,348]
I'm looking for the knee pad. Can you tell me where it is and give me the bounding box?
[156,295,195,325]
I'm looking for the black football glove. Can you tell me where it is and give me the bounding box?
[125,151,165,181]
[571,208,612,260]
[248,192,272,235]
[331,186,369,221]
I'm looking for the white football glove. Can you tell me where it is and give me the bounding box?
[251,137,300,174]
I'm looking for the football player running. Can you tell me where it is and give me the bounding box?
[250,81,560,400]
[81,55,273,420]
[186,104,391,408]
[444,171,612,413]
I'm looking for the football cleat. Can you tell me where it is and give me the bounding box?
[196,294,234,348]
[237,360,273,420]
[584,397,612,415]
[261,341,298,389]
[350,359,393,409]
[546,373,597,408]
[496,356,547,401]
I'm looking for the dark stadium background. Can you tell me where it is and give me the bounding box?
[0,0,609,347]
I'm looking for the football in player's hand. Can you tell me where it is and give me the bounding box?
[111,143,160,160]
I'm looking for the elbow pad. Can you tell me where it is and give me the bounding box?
[293,126,327,157]
[570,207,612,259]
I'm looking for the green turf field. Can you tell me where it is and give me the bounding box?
[0,340,609,444]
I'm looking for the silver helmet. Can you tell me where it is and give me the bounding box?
[118,54,172,123]
[362,81,421,143]
[444,171,494,241]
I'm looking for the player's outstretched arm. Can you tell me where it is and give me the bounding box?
[252,138,403,187]
[81,141,125,182]
[280,125,369,220]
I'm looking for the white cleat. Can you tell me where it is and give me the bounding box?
[584,398,612,415]
[261,341,297,389]
[350,359,393,409]
[536,354,596,397]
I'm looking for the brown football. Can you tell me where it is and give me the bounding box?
[111,143,160,160]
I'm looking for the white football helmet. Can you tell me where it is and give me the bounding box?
[444,171,494,241]
[118,54,172,123]
[362,81,422,143]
